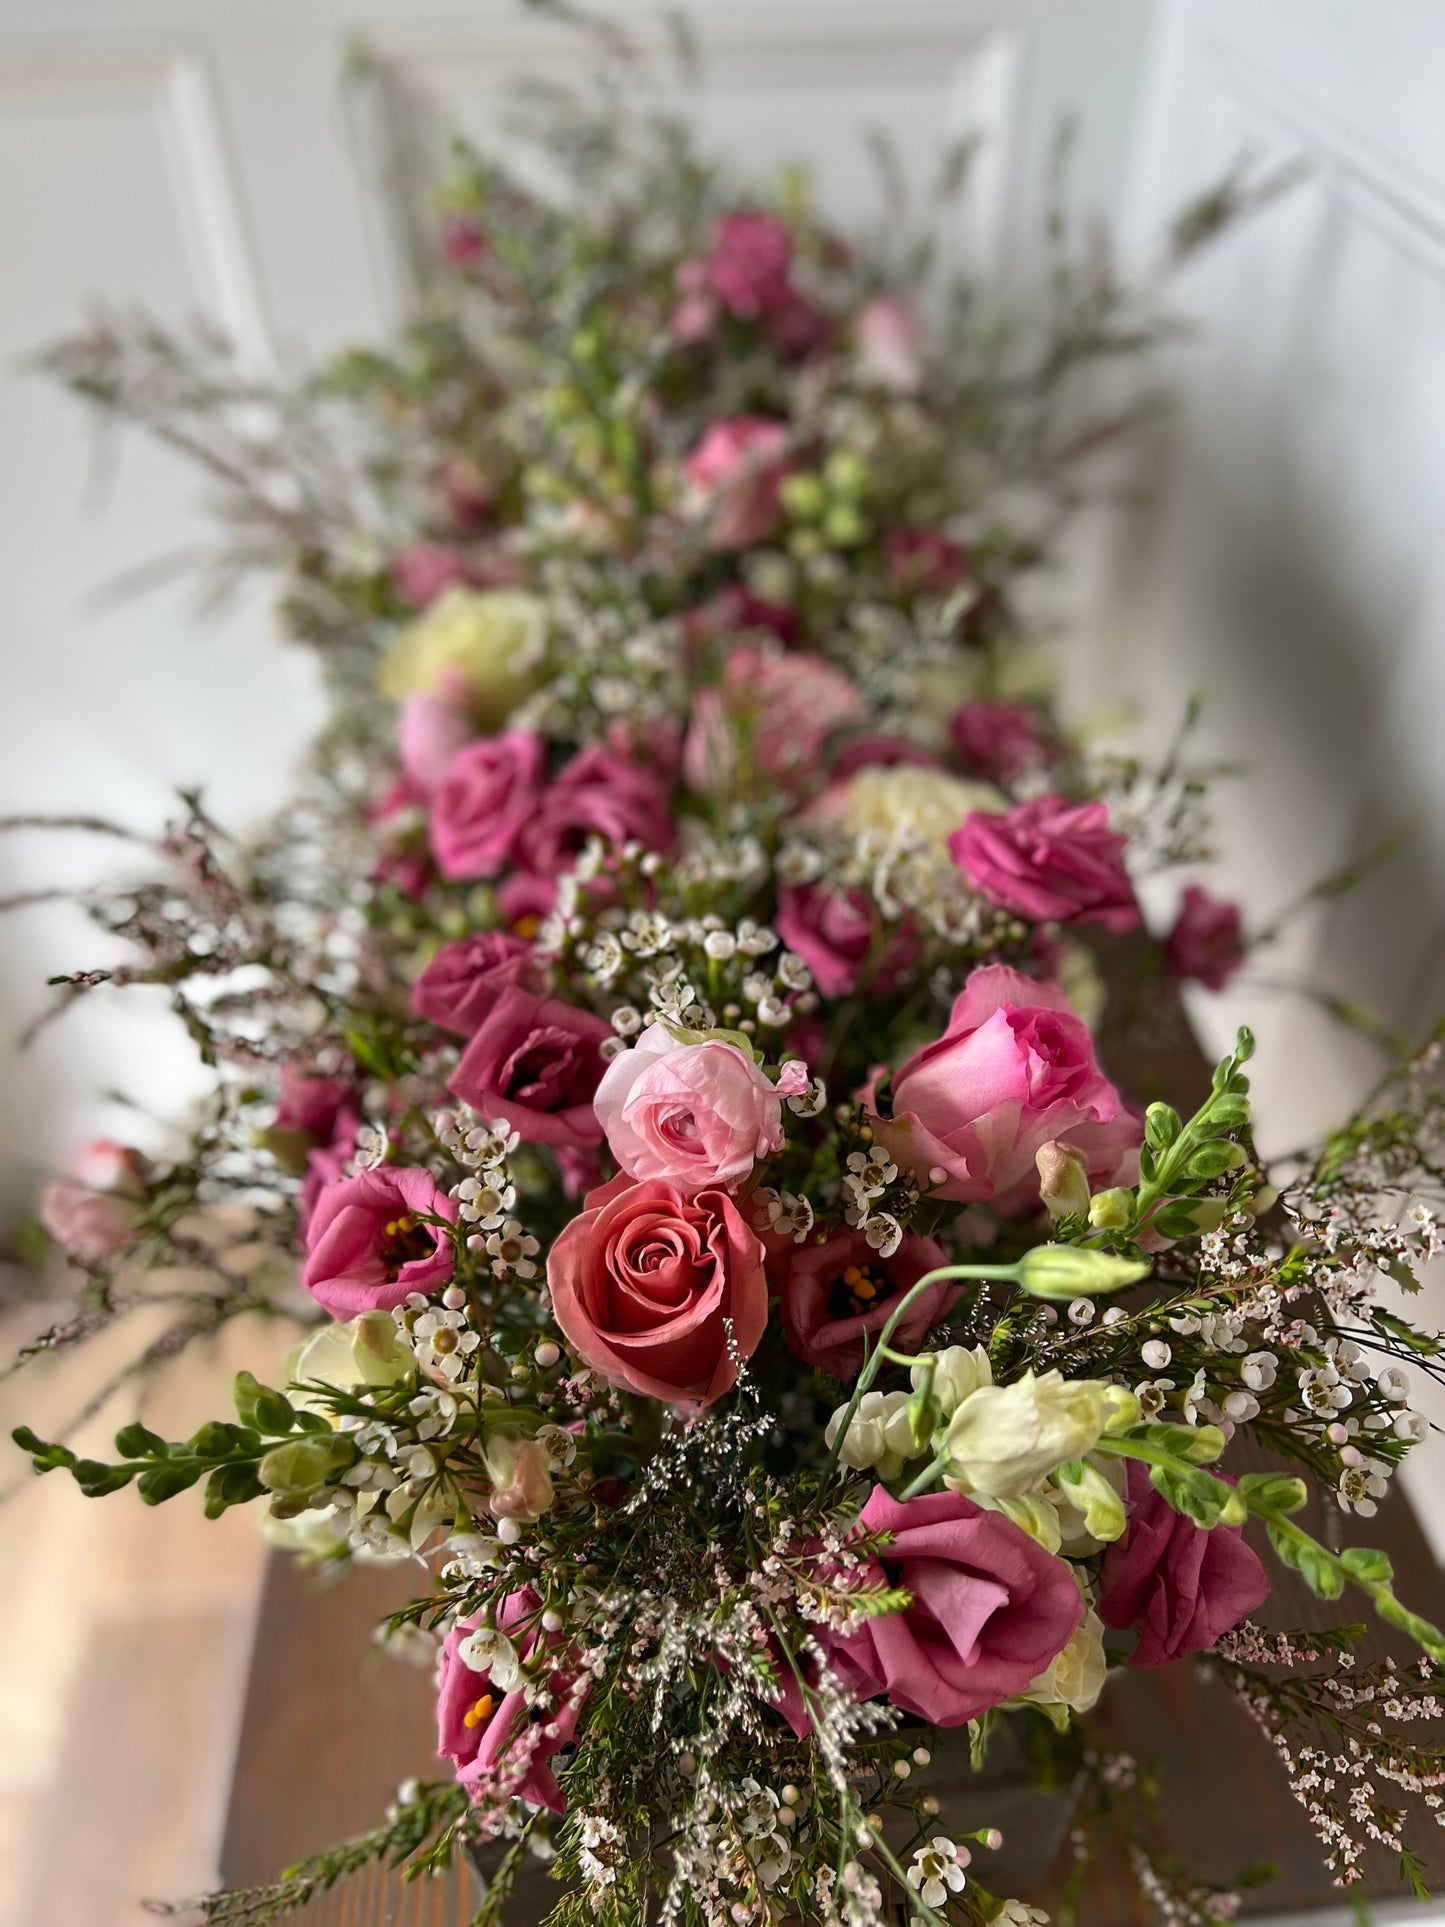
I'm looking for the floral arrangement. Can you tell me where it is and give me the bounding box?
[10,49,1445,1927]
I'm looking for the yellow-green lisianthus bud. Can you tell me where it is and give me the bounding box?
[1015,1244,1149,1299]
[293,1312,414,1394]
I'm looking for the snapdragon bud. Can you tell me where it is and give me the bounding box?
[258,1432,357,1499]
[1035,1141,1090,1222]
[1087,1188,1134,1231]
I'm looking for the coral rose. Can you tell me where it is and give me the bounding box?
[450,987,612,1152]
[548,1174,768,1405]
[1098,1462,1269,1666]
[865,963,1141,1211]
[594,1023,808,1194]
[776,1228,955,1380]
[949,794,1140,932]
[428,732,546,881]
[301,1164,457,1319]
[410,931,535,1036]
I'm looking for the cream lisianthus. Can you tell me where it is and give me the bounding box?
[939,1370,1112,1499]
[291,1310,414,1402]
[836,764,1003,855]
[377,588,545,728]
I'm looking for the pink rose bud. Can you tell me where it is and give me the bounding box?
[949,794,1141,932]
[40,1141,146,1261]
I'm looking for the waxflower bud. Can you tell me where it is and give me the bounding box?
[1035,1141,1090,1222]
[1087,1189,1134,1230]
[258,1433,358,1498]
[1015,1244,1150,1300]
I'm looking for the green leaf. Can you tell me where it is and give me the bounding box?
[204,1461,267,1519]
[1185,1141,1241,1180]
[72,1459,141,1497]
[1152,1203,1205,1240]
[1209,1094,1251,1129]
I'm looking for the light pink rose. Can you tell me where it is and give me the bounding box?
[947,701,1054,786]
[512,744,673,879]
[1099,1462,1269,1666]
[428,732,546,881]
[949,794,1140,932]
[682,647,865,796]
[681,417,792,549]
[773,1486,1084,1735]
[40,1141,146,1262]
[1165,884,1245,992]
[866,963,1141,1212]
[594,1024,809,1194]
[410,931,535,1036]
[449,986,612,1152]
[776,1228,955,1379]
[398,693,474,792]
[301,1164,457,1319]
[547,1174,769,1405]
[855,293,924,391]
[436,1588,583,1812]
[774,883,917,1000]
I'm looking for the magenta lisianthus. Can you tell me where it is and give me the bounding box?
[274,1066,352,1143]
[865,963,1141,1211]
[681,417,792,549]
[829,734,940,782]
[1165,885,1246,992]
[512,743,673,879]
[40,1141,146,1262]
[436,1589,584,1811]
[296,1108,360,1239]
[594,1023,809,1194]
[301,1164,457,1319]
[428,732,546,881]
[948,701,1054,786]
[1098,1461,1270,1665]
[410,931,535,1036]
[949,794,1141,932]
[775,1228,955,1380]
[547,1173,769,1406]
[774,883,916,1000]
[449,986,612,1152]
[705,209,794,319]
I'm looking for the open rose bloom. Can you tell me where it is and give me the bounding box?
[19,106,1445,1927]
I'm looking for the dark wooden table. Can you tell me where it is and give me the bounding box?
[220,961,1445,1922]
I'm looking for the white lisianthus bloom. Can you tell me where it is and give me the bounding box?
[291,1311,414,1404]
[825,1389,917,1480]
[260,1504,349,1561]
[940,1370,1112,1499]
[836,765,1003,855]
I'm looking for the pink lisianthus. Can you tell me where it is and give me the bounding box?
[681,417,792,549]
[948,701,1054,786]
[513,743,674,879]
[436,1589,584,1812]
[774,884,916,1000]
[397,692,474,792]
[705,209,794,320]
[830,734,940,781]
[547,1174,768,1405]
[594,1023,809,1194]
[773,1487,1084,1735]
[776,1228,955,1379]
[388,541,473,611]
[301,1165,457,1319]
[449,986,612,1152]
[410,931,535,1036]
[369,775,431,900]
[865,963,1141,1211]
[428,732,546,881]
[274,1067,351,1142]
[1098,1462,1270,1666]
[855,293,924,392]
[949,794,1141,933]
[682,647,866,796]
[40,1141,146,1262]
[297,1108,360,1239]
[1165,885,1246,992]
[883,527,971,596]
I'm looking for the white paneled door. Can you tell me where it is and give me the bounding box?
[0,0,1152,1211]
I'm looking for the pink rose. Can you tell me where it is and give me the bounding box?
[884,527,970,596]
[683,647,865,795]
[410,931,535,1036]
[855,293,923,392]
[1098,1462,1269,1666]
[548,1174,768,1405]
[948,701,1054,786]
[388,541,473,610]
[949,795,1141,932]
[866,963,1141,1211]
[777,1487,1084,1734]
[428,732,546,881]
[1165,885,1245,992]
[594,1023,808,1194]
[398,693,474,792]
[436,1589,584,1812]
[830,734,940,781]
[40,1141,146,1262]
[513,744,673,879]
[450,986,612,1151]
[776,1229,955,1379]
[301,1165,457,1319]
[681,417,792,549]
[774,884,916,1000]
[706,210,794,319]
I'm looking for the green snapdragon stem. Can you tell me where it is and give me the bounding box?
[818,1262,1022,1488]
